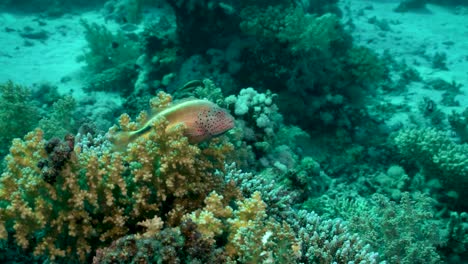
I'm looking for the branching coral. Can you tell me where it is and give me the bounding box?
[223,161,381,263]
[222,162,299,221]
[92,191,300,263]
[445,211,468,259]
[225,87,310,172]
[186,191,301,263]
[92,215,225,264]
[236,2,386,139]
[93,184,383,263]
[79,19,139,74]
[345,46,388,86]
[37,134,76,184]
[347,193,445,263]
[0,81,40,157]
[394,128,468,208]
[448,108,468,143]
[240,6,342,55]
[225,87,282,138]
[38,96,78,140]
[0,92,235,262]
[291,210,381,263]
[93,222,188,264]
[83,62,139,96]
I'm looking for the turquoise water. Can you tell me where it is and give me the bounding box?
[0,0,467,263]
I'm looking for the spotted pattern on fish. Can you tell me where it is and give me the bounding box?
[195,107,235,138]
[112,99,235,148]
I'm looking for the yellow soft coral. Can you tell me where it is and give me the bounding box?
[137,215,164,238]
[186,191,301,263]
[185,191,233,245]
[0,92,234,262]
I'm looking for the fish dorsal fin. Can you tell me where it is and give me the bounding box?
[149,97,212,118]
[148,93,179,117]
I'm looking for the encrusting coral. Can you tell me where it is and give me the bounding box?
[0,92,235,262]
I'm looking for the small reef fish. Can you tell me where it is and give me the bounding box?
[114,99,235,148]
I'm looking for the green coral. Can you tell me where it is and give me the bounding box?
[292,209,381,263]
[394,128,468,206]
[446,211,468,258]
[348,193,445,263]
[240,6,342,55]
[448,108,468,143]
[309,191,445,263]
[83,62,138,96]
[38,96,77,140]
[79,20,139,74]
[345,46,388,86]
[0,81,40,158]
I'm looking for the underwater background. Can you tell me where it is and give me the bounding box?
[0,0,467,263]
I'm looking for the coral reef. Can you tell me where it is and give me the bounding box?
[1,0,466,262]
[394,128,468,209]
[38,96,78,140]
[79,20,139,74]
[94,190,382,263]
[445,211,468,261]
[92,191,299,263]
[0,81,40,158]
[347,193,445,263]
[92,217,227,264]
[187,191,300,263]
[448,108,468,143]
[0,92,235,262]
[225,87,310,172]
[37,134,76,184]
[292,210,381,263]
[83,62,139,96]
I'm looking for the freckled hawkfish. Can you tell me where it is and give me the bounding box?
[113,99,235,148]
